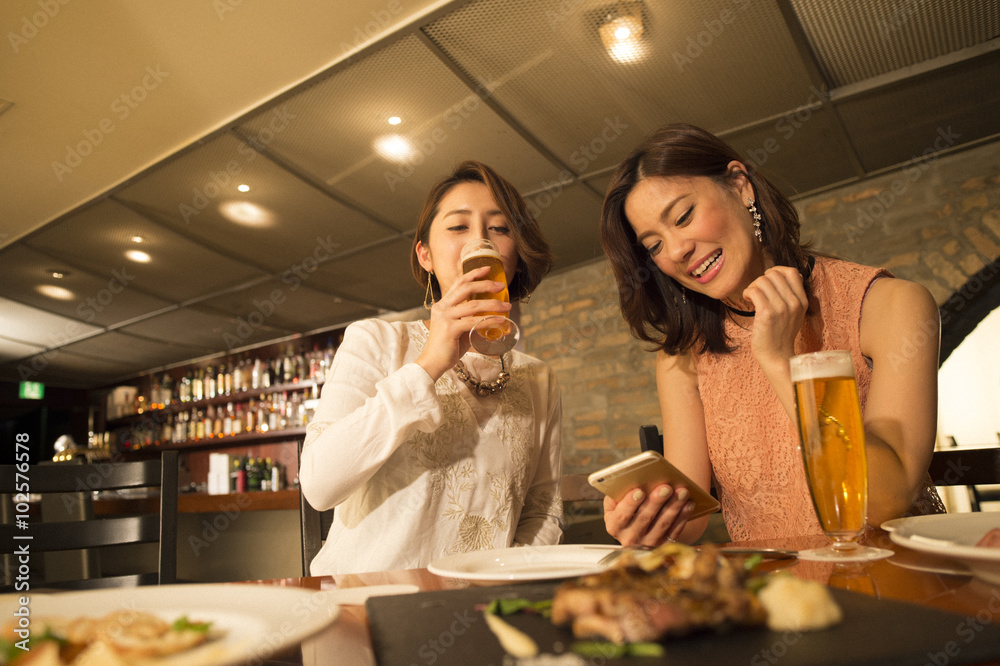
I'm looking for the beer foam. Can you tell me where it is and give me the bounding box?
[789,350,855,382]
[460,244,501,263]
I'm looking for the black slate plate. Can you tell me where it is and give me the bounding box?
[367,581,1000,666]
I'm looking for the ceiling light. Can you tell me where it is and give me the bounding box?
[388,116,402,125]
[51,271,65,279]
[373,134,416,163]
[598,3,648,64]
[126,249,151,263]
[37,284,74,300]
[238,184,250,192]
[131,235,144,243]
[219,200,276,227]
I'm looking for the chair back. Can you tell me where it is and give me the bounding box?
[1,450,178,589]
[297,441,334,576]
[928,445,1000,512]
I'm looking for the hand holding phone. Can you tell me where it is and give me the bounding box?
[587,450,720,520]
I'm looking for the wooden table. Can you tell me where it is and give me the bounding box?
[243,532,1000,666]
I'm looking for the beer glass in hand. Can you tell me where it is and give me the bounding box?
[461,239,519,355]
[790,350,892,562]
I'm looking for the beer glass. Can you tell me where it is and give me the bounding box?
[790,350,892,562]
[460,238,519,355]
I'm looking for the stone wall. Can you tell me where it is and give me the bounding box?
[521,140,1000,475]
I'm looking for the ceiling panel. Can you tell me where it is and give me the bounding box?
[0,338,45,364]
[835,49,1000,172]
[25,199,268,303]
[113,133,397,273]
[116,307,270,353]
[57,331,208,377]
[722,107,862,197]
[0,297,101,348]
[789,0,1000,87]
[424,0,816,172]
[195,279,379,334]
[306,238,424,313]
[239,34,567,229]
[0,245,173,328]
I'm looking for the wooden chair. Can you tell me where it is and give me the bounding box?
[0,450,178,590]
[928,446,1000,512]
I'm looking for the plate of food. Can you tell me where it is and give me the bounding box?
[0,583,340,665]
[888,512,1000,584]
[428,544,620,582]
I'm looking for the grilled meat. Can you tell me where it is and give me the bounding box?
[551,545,766,644]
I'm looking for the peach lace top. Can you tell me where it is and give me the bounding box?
[693,257,944,542]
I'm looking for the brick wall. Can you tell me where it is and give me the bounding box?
[521,140,1000,475]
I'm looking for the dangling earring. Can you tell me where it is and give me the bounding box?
[747,198,763,243]
[682,285,687,305]
[423,272,435,310]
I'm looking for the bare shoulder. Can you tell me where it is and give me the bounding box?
[655,349,698,384]
[861,277,940,355]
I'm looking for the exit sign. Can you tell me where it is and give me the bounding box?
[19,381,44,400]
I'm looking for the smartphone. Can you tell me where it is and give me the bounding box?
[587,450,720,519]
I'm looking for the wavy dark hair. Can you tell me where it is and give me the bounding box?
[411,160,554,302]
[600,124,812,355]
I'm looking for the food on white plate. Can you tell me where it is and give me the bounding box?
[0,611,215,665]
[757,575,843,631]
[550,544,841,644]
[975,527,1000,548]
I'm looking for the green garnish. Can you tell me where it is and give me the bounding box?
[744,553,764,571]
[485,598,553,618]
[571,641,666,658]
[172,616,213,633]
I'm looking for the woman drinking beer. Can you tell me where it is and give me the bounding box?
[599,124,945,546]
[299,160,562,575]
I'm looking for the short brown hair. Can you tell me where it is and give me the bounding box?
[411,160,554,302]
[601,124,812,354]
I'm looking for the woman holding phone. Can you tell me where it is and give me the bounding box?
[599,125,944,547]
[299,160,563,575]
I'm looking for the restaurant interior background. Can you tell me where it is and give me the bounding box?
[1,0,999,577]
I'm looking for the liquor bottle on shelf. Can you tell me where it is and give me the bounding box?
[205,365,216,399]
[270,459,283,491]
[245,400,256,433]
[246,456,261,492]
[192,368,204,402]
[161,373,174,407]
[223,403,234,436]
[233,404,245,435]
[179,370,192,403]
[251,358,262,390]
[217,363,228,397]
[232,359,244,395]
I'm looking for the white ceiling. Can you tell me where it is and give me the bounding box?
[1,0,999,388]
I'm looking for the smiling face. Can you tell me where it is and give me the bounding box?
[623,164,769,305]
[415,181,519,295]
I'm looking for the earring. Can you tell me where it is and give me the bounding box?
[681,284,687,305]
[747,198,763,243]
[423,272,435,310]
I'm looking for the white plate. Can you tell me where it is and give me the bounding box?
[0,583,339,665]
[428,544,618,582]
[888,513,1000,585]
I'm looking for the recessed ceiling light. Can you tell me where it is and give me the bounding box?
[219,200,276,227]
[131,235,144,243]
[238,184,250,192]
[51,271,65,279]
[388,116,402,125]
[126,249,151,263]
[373,134,416,163]
[37,285,74,300]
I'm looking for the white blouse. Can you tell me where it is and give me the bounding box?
[299,318,563,575]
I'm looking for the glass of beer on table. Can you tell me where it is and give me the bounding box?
[460,238,519,355]
[790,350,892,562]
